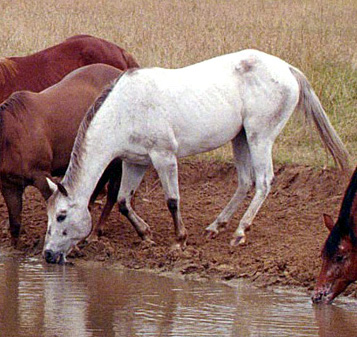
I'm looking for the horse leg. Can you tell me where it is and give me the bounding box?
[205,130,254,238]
[88,158,122,241]
[89,162,114,209]
[1,181,25,246]
[150,151,187,249]
[33,174,54,201]
[230,136,275,246]
[117,162,153,242]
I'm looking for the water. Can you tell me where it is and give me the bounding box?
[0,256,357,337]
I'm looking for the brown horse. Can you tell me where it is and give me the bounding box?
[0,34,139,103]
[312,167,357,304]
[0,64,123,245]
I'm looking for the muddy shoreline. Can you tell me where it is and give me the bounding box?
[1,160,356,299]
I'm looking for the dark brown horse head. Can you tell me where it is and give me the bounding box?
[312,168,357,304]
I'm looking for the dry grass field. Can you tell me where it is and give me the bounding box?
[1,0,356,168]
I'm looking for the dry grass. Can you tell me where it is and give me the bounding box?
[1,0,356,168]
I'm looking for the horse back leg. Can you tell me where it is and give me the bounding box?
[230,135,274,246]
[117,162,153,243]
[205,129,254,238]
[150,151,187,249]
[1,180,25,246]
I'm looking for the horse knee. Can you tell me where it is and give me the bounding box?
[118,198,129,216]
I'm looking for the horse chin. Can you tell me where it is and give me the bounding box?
[57,253,66,265]
[312,281,348,305]
[312,291,334,305]
[44,250,67,265]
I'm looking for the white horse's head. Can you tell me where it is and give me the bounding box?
[43,179,92,264]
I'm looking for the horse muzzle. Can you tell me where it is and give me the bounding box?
[44,249,65,265]
[311,287,333,305]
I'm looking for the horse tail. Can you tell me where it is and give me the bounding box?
[0,58,18,85]
[289,66,349,171]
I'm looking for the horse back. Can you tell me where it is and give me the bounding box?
[37,64,122,172]
[0,35,138,103]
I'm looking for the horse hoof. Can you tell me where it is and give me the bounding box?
[85,234,99,244]
[141,238,156,249]
[230,235,246,246]
[205,229,219,240]
[170,242,185,252]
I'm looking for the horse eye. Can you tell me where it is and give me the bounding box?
[62,230,68,236]
[57,214,66,222]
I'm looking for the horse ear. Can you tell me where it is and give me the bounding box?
[57,183,69,197]
[323,214,335,232]
[45,178,68,197]
[46,177,58,195]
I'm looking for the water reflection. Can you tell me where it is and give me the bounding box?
[0,256,357,337]
[314,304,357,337]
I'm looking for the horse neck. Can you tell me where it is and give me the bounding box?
[62,104,119,205]
[339,168,357,225]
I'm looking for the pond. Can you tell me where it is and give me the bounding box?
[0,255,357,337]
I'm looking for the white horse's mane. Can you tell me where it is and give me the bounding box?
[63,73,125,189]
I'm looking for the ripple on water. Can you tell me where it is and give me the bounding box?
[1,257,357,337]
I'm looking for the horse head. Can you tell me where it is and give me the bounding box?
[312,213,357,304]
[313,168,357,304]
[43,178,92,264]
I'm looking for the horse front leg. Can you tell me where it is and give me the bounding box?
[33,173,54,201]
[117,162,153,243]
[1,180,25,246]
[150,151,187,249]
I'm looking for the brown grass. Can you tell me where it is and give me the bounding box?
[1,0,356,168]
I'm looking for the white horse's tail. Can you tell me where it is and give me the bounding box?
[290,67,349,171]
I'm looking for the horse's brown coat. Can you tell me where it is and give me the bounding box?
[0,34,139,103]
[313,167,357,304]
[0,64,123,244]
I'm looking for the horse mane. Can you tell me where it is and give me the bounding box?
[0,58,18,85]
[0,92,28,117]
[323,167,357,258]
[63,73,125,189]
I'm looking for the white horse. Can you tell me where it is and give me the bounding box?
[43,49,349,264]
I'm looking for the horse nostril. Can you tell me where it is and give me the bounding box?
[44,249,55,264]
[311,292,323,304]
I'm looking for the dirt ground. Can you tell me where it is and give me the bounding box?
[0,160,355,298]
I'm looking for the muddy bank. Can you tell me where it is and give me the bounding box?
[0,160,355,298]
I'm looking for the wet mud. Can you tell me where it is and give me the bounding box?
[0,160,355,298]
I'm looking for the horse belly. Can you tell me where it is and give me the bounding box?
[174,107,243,158]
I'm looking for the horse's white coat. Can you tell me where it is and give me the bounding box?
[43,49,348,260]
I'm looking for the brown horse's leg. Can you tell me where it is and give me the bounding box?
[33,174,53,201]
[89,170,109,208]
[1,181,25,246]
[89,159,122,241]
[89,158,121,206]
